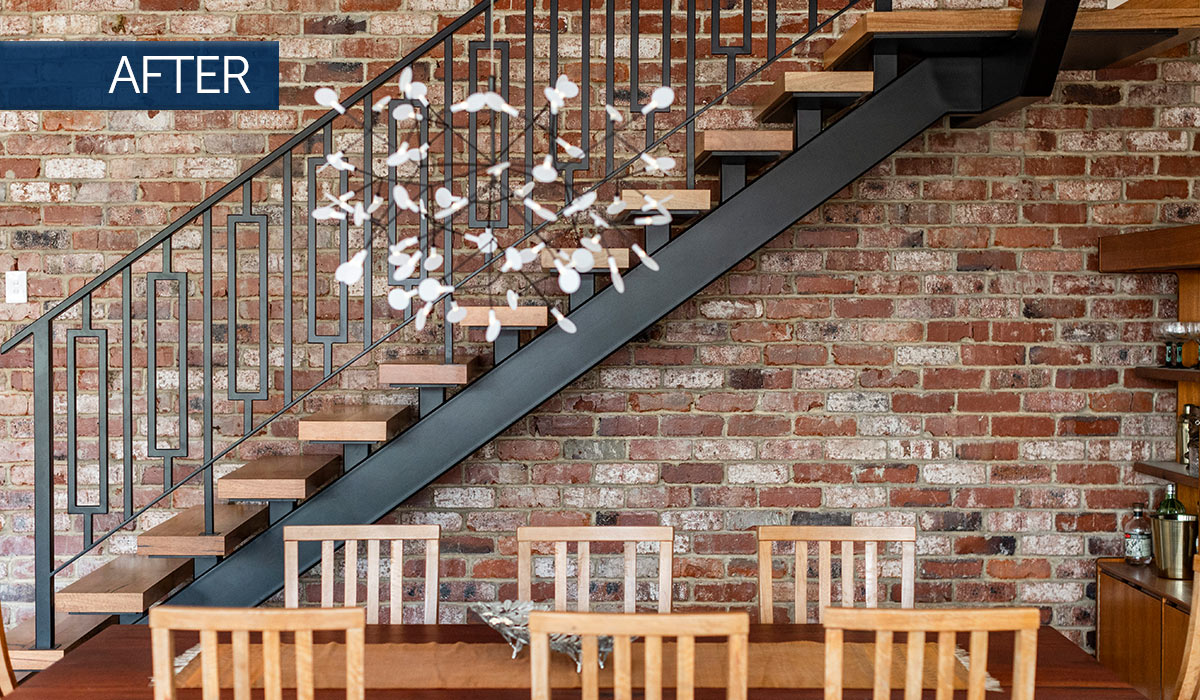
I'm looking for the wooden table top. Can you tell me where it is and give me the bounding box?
[8,622,1143,699]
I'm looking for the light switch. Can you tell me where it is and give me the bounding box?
[5,271,27,304]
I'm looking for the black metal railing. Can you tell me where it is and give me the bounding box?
[3,0,883,648]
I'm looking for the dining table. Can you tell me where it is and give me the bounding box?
[6,621,1144,699]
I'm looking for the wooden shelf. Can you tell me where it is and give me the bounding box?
[1135,366,1200,383]
[1100,225,1200,272]
[1135,461,1199,489]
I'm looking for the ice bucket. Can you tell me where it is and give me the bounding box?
[1151,513,1198,580]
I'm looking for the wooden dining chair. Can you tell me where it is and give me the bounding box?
[1170,554,1200,699]
[757,525,916,623]
[823,606,1039,700]
[517,526,674,612]
[529,611,749,700]
[149,605,366,700]
[283,524,440,624]
[0,604,17,696]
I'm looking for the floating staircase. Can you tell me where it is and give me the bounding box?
[6,0,1200,657]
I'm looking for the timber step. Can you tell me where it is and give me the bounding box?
[217,454,342,501]
[458,306,549,328]
[378,356,485,386]
[756,71,875,123]
[822,7,1200,71]
[619,189,713,214]
[539,248,631,270]
[8,612,115,671]
[57,555,192,614]
[297,405,415,443]
[137,503,269,557]
[695,129,793,171]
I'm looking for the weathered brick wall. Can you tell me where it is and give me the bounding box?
[0,0,1184,651]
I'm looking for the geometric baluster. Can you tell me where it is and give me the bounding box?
[146,239,187,491]
[226,183,270,432]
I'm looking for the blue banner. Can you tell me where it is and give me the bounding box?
[0,41,279,110]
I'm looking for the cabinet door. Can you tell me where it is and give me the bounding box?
[1098,573,1164,700]
[1164,601,1191,700]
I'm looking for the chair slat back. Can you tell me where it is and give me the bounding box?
[529,611,749,700]
[1172,554,1200,699]
[822,607,1039,700]
[0,603,16,696]
[149,605,366,700]
[757,525,916,623]
[283,524,440,624]
[517,526,674,613]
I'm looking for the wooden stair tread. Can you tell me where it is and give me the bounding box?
[697,129,793,155]
[8,613,116,670]
[137,503,269,557]
[538,248,631,270]
[620,189,713,213]
[378,356,484,386]
[217,454,342,501]
[459,306,550,328]
[823,8,1200,71]
[756,71,874,123]
[57,555,192,614]
[298,405,415,442]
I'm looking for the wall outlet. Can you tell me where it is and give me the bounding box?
[5,271,27,304]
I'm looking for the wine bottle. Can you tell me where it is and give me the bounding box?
[1158,483,1187,516]
[1123,504,1152,566]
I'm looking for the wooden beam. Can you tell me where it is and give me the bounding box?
[823,8,1200,69]
[1098,225,1200,272]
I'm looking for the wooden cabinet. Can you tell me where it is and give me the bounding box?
[1097,559,1192,700]
[1164,601,1190,699]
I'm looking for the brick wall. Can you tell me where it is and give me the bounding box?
[0,0,1185,651]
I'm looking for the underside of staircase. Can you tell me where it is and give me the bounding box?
[7,0,1200,661]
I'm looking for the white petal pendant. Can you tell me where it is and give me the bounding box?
[555,261,581,294]
[315,87,346,114]
[335,249,368,285]
[551,308,577,334]
[631,244,660,271]
[506,289,519,311]
[571,247,595,273]
[414,302,433,331]
[387,287,417,310]
[485,309,502,343]
[608,256,625,293]
[446,301,467,324]
[425,246,444,270]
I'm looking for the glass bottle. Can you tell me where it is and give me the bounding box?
[1158,483,1187,516]
[1123,504,1153,566]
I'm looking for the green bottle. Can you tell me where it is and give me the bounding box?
[1157,483,1187,516]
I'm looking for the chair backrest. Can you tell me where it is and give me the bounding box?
[529,611,749,700]
[517,526,674,613]
[0,603,16,697]
[1172,554,1200,699]
[283,523,440,624]
[757,525,916,623]
[149,605,366,700]
[822,607,1039,700]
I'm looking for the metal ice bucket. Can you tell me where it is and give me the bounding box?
[1151,513,1198,579]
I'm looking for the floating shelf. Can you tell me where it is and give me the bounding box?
[1135,461,1199,489]
[1134,366,1200,383]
